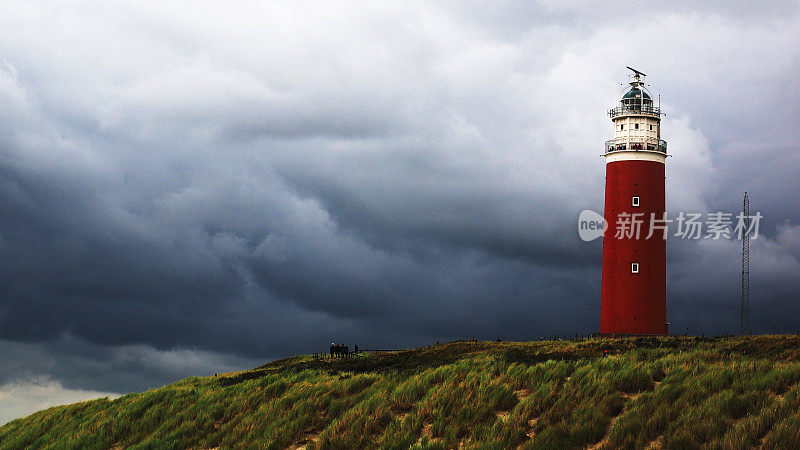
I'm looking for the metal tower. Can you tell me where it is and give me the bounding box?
[741,192,750,335]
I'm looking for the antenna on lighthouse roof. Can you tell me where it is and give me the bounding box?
[626,66,646,78]
[626,66,647,93]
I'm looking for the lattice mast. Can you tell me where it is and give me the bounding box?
[741,192,750,335]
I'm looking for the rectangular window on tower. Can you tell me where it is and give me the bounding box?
[635,123,639,130]
[649,124,653,131]
[632,196,640,207]
[631,262,639,273]
[620,124,624,130]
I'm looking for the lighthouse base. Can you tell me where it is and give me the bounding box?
[600,157,667,336]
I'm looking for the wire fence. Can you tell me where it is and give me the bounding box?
[310,332,778,359]
[312,348,404,359]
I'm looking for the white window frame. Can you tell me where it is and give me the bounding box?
[631,262,639,273]
[632,196,640,207]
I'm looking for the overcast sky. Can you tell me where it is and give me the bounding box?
[1,1,799,424]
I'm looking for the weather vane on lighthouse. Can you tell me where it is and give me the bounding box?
[600,67,669,336]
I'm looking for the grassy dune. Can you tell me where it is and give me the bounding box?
[2,336,800,449]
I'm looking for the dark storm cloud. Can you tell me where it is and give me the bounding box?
[0,0,799,421]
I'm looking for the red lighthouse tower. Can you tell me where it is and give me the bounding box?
[600,67,668,335]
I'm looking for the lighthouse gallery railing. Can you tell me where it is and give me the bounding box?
[608,105,662,118]
[605,139,667,154]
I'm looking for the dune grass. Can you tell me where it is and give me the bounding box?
[2,335,800,449]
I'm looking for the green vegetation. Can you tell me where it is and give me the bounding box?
[3,335,800,449]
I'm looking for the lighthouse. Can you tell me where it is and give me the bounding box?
[600,67,668,335]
